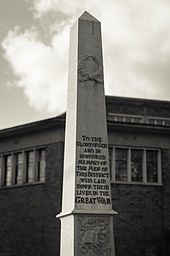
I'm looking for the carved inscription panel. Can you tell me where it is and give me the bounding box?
[75,135,112,210]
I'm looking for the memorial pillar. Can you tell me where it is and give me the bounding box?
[57,11,116,256]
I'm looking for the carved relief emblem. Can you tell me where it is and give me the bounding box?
[78,55,104,84]
[77,215,111,256]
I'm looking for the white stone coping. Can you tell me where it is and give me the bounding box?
[56,209,118,219]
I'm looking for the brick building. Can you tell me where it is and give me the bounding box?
[0,95,170,256]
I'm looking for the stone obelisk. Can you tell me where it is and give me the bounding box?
[57,11,116,256]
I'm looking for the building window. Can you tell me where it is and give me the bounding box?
[26,150,35,183]
[0,148,46,188]
[107,113,143,124]
[37,149,46,182]
[115,148,128,181]
[14,152,23,185]
[131,149,143,182]
[4,155,12,186]
[109,147,161,184]
[148,117,166,126]
[146,150,158,183]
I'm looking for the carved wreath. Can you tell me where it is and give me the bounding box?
[78,55,104,84]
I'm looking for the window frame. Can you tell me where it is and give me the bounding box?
[109,146,162,185]
[0,147,46,188]
[13,152,24,185]
[3,154,13,187]
[35,148,46,183]
[25,150,36,184]
[107,112,143,124]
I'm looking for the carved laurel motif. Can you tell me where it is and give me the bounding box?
[77,215,111,256]
[78,55,104,84]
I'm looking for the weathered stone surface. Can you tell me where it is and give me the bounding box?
[57,11,115,256]
[61,11,114,215]
[75,215,114,255]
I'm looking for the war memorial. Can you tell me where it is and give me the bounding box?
[0,11,170,256]
[57,11,116,255]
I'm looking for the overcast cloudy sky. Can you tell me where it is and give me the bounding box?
[1,0,170,129]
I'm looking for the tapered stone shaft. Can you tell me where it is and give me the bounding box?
[57,11,115,256]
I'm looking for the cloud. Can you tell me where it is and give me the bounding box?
[30,0,82,35]
[2,25,69,114]
[2,0,170,116]
[32,0,81,17]
[101,0,170,99]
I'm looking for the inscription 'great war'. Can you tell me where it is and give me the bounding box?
[75,135,112,207]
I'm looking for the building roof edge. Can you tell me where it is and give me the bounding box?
[1,95,170,137]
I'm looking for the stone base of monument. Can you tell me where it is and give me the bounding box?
[75,214,115,255]
[59,212,116,256]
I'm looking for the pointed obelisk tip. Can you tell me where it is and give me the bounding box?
[79,11,100,22]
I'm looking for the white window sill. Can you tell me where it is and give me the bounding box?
[0,181,45,190]
[110,181,163,186]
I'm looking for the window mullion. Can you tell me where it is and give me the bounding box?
[11,153,15,185]
[16,152,23,185]
[143,149,147,183]
[34,149,39,182]
[23,151,27,183]
[1,156,5,186]
[111,147,115,181]
[158,150,162,184]
[127,148,131,182]
[33,149,36,182]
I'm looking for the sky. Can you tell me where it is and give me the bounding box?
[1,0,170,129]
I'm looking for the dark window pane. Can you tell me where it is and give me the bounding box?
[117,116,123,122]
[131,149,143,182]
[115,148,128,181]
[156,119,163,125]
[37,149,46,182]
[109,147,113,179]
[5,155,12,186]
[165,120,170,126]
[134,117,142,123]
[26,151,35,183]
[125,117,132,123]
[146,150,158,183]
[15,153,23,185]
[149,119,155,125]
